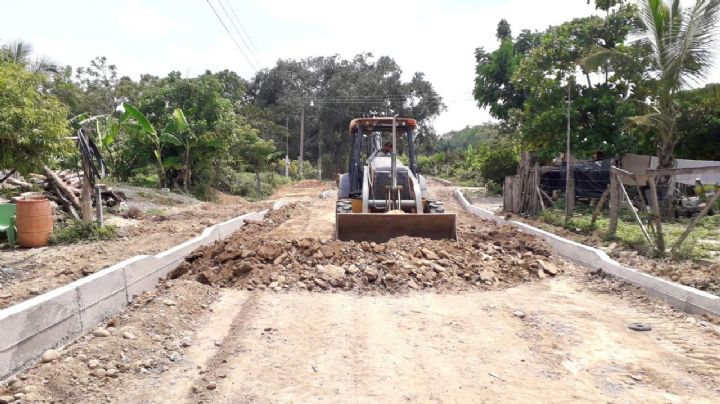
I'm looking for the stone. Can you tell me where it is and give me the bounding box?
[106,368,119,378]
[513,311,526,319]
[258,245,282,261]
[21,385,38,394]
[364,268,379,282]
[87,359,101,369]
[92,369,107,378]
[41,349,61,363]
[181,337,193,347]
[0,395,14,404]
[317,265,345,286]
[537,260,559,276]
[93,328,110,337]
[479,271,494,283]
[296,281,306,289]
[206,382,217,390]
[422,248,439,260]
[122,332,137,340]
[162,299,177,306]
[345,265,359,275]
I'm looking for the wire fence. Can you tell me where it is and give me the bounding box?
[503,156,720,257]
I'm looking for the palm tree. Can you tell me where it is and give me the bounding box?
[636,0,720,172]
[581,0,720,252]
[0,40,57,73]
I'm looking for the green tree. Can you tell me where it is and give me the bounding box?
[511,2,643,160]
[0,62,71,174]
[496,19,512,41]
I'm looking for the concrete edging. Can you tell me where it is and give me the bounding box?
[0,208,272,380]
[454,189,720,317]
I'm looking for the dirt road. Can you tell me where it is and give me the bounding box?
[2,181,720,403]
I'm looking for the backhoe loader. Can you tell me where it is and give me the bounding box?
[336,117,457,242]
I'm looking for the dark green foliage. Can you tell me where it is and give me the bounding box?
[0,61,72,174]
[496,19,512,41]
[480,146,519,185]
[675,84,720,161]
[52,221,117,244]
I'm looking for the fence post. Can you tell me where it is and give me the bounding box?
[608,169,619,237]
[648,177,665,253]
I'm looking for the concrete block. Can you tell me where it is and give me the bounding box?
[0,313,81,380]
[458,189,720,317]
[0,284,79,353]
[273,201,290,210]
[124,256,182,300]
[70,263,128,332]
[244,211,267,222]
[156,230,216,262]
[217,213,253,239]
[0,283,82,379]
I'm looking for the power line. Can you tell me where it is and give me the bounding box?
[225,0,265,68]
[217,0,264,70]
[205,0,258,72]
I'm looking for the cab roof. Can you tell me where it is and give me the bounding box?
[349,117,417,134]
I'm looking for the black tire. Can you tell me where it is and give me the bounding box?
[424,199,446,214]
[336,199,353,214]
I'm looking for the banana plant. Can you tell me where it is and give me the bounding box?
[119,103,182,188]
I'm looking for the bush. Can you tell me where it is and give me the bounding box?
[224,171,291,200]
[480,146,518,185]
[52,221,117,244]
[192,182,218,202]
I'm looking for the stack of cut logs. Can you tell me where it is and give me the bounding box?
[0,167,125,219]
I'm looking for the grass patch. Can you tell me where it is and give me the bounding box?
[145,208,167,217]
[52,221,117,244]
[536,206,720,260]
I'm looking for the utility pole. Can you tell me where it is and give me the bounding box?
[565,75,575,224]
[285,117,289,177]
[299,106,304,179]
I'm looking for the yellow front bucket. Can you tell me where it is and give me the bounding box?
[336,213,457,243]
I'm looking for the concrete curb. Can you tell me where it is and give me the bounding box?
[429,177,453,186]
[454,190,720,318]
[0,207,275,380]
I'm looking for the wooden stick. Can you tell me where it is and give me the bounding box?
[647,165,720,176]
[44,166,81,211]
[591,186,610,227]
[618,175,654,248]
[609,171,619,236]
[536,186,545,210]
[0,170,16,185]
[648,178,665,253]
[51,183,80,220]
[672,188,720,254]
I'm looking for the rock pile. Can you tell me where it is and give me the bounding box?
[172,208,563,293]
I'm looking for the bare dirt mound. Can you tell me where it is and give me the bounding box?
[171,205,564,293]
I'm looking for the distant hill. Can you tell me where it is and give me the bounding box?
[438,124,499,151]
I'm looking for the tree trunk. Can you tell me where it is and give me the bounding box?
[656,141,675,220]
[182,146,191,193]
[255,171,261,196]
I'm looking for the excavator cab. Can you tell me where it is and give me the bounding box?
[336,117,457,242]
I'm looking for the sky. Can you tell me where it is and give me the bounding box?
[3,0,720,134]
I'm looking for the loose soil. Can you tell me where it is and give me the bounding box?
[2,180,720,403]
[171,204,562,294]
[0,186,261,309]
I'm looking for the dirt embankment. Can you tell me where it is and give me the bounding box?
[0,187,259,309]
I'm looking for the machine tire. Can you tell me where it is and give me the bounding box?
[336,199,353,214]
[424,199,446,214]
